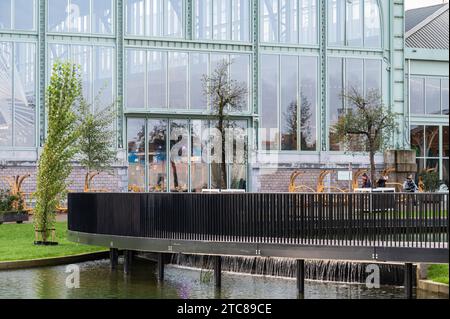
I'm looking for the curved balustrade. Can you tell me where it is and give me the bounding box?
[68,192,449,263]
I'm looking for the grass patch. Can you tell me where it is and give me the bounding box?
[428,264,449,285]
[0,221,107,262]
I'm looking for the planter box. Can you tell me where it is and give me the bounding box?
[0,211,29,225]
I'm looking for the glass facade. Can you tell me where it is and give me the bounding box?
[261,0,317,44]
[48,0,114,34]
[328,57,382,151]
[260,54,318,151]
[410,76,449,115]
[125,0,183,37]
[48,44,115,109]
[411,125,449,186]
[0,0,36,31]
[328,0,381,48]
[127,118,248,192]
[0,41,36,147]
[125,49,250,111]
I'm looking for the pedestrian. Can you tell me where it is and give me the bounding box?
[361,173,372,188]
[403,175,418,193]
[377,174,388,188]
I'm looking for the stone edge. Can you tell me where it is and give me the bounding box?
[418,279,449,296]
[0,251,109,271]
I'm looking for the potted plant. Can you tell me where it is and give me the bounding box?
[418,169,441,204]
[0,189,29,225]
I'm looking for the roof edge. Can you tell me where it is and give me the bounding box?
[406,3,449,39]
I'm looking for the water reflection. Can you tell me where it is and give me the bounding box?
[0,259,444,299]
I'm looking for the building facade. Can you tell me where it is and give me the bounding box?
[0,0,445,194]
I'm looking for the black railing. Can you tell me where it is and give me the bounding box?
[68,192,448,249]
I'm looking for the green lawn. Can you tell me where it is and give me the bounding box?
[428,264,449,285]
[0,221,107,262]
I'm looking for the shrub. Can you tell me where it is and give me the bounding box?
[419,170,440,192]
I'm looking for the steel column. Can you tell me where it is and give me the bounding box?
[296,259,305,296]
[124,250,133,274]
[404,263,414,299]
[158,253,165,281]
[110,248,119,270]
[214,256,222,288]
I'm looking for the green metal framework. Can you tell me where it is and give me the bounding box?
[0,0,409,157]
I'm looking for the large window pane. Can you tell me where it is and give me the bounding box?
[148,0,163,36]
[347,0,363,46]
[280,0,298,44]
[299,0,317,44]
[232,0,250,42]
[166,0,183,37]
[364,0,381,47]
[410,125,424,158]
[126,0,145,36]
[230,121,248,190]
[328,0,345,46]
[425,126,439,158]
[148,119,167,192]
[261,54,279,151]
[148,51,167,109]
[443,159,449,187]
[442,79,449,115]
[127,118,146,192]
[126,50,146,109]
[300,56,317,151]
[213,0,230,40]
[190,53,208,110]
[70,0,91,33]
[0,0,11,29]
[169,120,189,192]
[93,0,113,34]
[195,0,212,40]
[280,55,298,151]
[191,120,209,192]
[168,52,188,109]
[14,0,35,30]
[346,58,363,98]
[426,78,441,115]
[72,45,92,102]
[365,59,382,96]
[328,57,343,150]
[262,0,279,42]
[230,54,250,112]
[0,42,13,147]
[14,43,36,147]
[48,0,69,32]
[410,77,425,114]
[93,46,114,110]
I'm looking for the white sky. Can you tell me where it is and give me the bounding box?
[405,0,448,10]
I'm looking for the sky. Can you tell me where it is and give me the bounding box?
[405,0,448,10]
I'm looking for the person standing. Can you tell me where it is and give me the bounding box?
[403,175,418,193]
[361,173,372,188]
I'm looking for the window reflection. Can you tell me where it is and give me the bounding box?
[0,0,35,31]
[170,120,189,192]
[148,119,167,192]
[410,125,424,158]
[425,126,439,158]
[191,120,209,192]
[127,118,146,192]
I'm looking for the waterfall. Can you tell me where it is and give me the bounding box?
[167,254,408,286]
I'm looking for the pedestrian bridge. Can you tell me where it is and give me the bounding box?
[68,192,448,264]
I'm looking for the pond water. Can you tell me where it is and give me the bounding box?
[0,259,444,299]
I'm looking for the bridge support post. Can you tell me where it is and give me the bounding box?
[124,250,133,274]
[158,253,165,281]
[296,259,305,297]
[404,263,414,299]
[109,248,119,270]
[214,256,222,288]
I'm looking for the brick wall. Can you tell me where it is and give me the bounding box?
[0,164,128,194]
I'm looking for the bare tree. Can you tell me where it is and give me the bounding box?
[202,59,248,189]
[331,88,398,186]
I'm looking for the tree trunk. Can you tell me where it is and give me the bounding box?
[369,150,376,189]
[218,117,227,190]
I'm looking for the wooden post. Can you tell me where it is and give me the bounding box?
[405,263,414,299]
[158,253,165,281]
[214,256,222,288]
[296,259,305,296]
